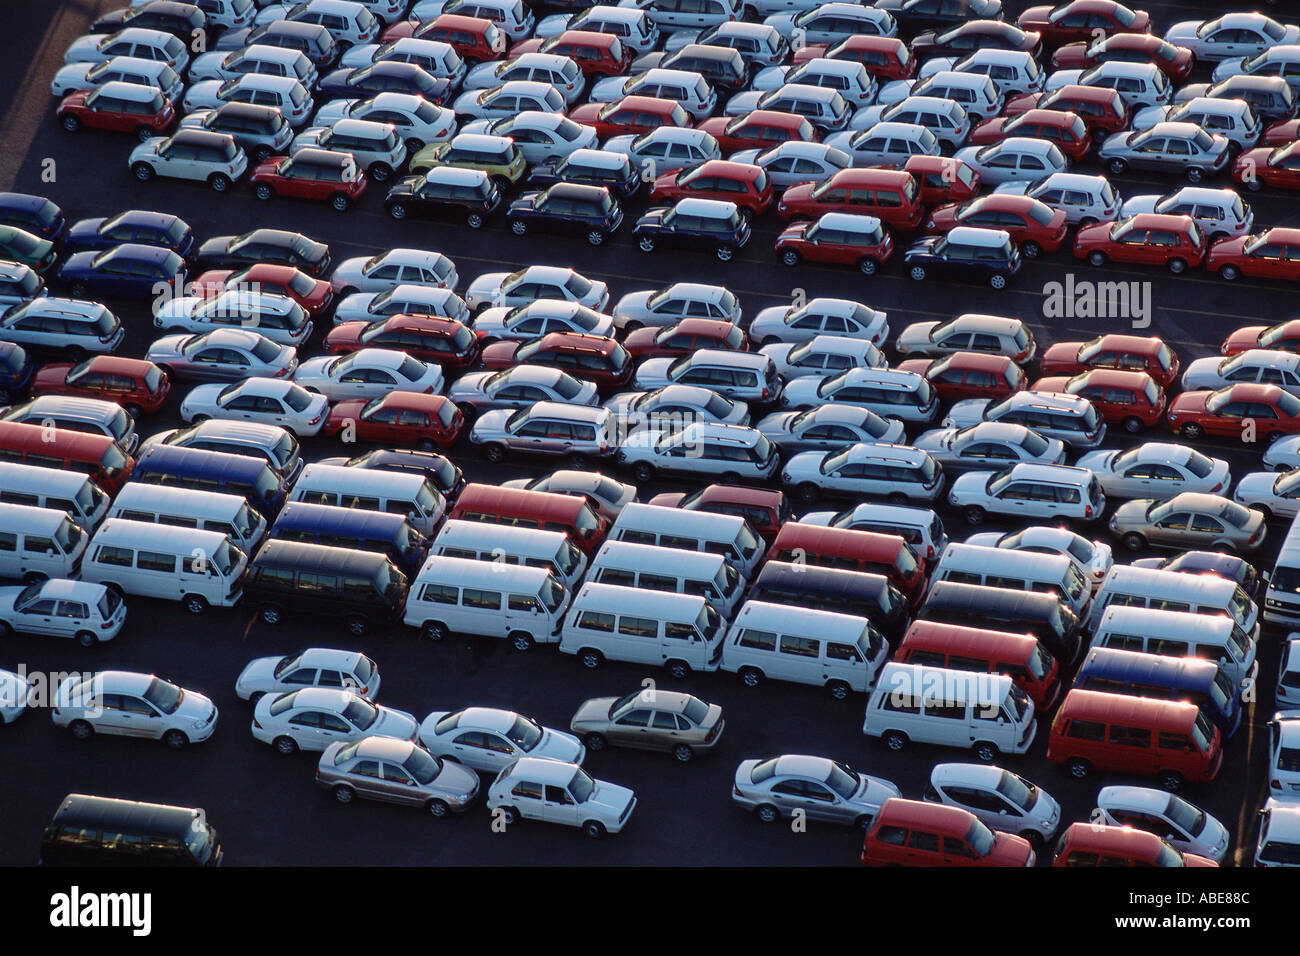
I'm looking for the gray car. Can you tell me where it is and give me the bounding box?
[1098,122,1233,182]
[448,365,599,415]
[913,422,1066,474]
[1108,491,1267,553]
[144,328,298,382]
[603,384,749,430]
[469,401,615,466]
[755,404,905,454]
[316,736,480,816]
[731,754,901,829]
[570,689,724,762]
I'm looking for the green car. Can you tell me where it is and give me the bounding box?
[0,225,56,274]
[409,133,526,189]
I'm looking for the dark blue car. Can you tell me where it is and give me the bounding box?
[506,183,624,246]
[58,243,187,300]
[316,62,452,104]
[902,225,1021,291]
[66,210,195,258]
[0,341,34,403]
[0,193,66,242]
[633,197,751,262]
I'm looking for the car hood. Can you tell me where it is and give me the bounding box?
[66,217,108,244]
[1119,194,1161,217]
[784,449,828,475]
[1109,499,1155,526]
[603,390,646,416]
[173,690,217,724]
[447,370,494,398]
[0,587,26,614]
[896,321,939,351]
[1235,470,1280,499]
[581,781,635,817]
[944,398,991,428]
[528,727,586,764]
[1075,449,1118,473]
[906,235,942,257]
[31,364,74,390]
[755,409,798,434]
[156,295,205,321]
[759,343,794,365]
[371,707,419,741]
[235,656,281,691]
[52,63,94,88]
[433,758,482,794]
[295,356,335,380]
[634,357,673,385]
[466,272,509,299]
[340,44,381,69]
[1161,22,1201,45]
[856,774,903,811]
[473,408,514,433]
[613,290,653,320]
[1181,356,1227,386]
[1168,391,1210,414]
[181,383,226,405]
[146,333,191,359]
[912,427,955,452]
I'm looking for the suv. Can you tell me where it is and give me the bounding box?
[618,421,778,483]
[780,367,939,423]
[945,389,1107,449]
[634,349,780,404]
[469,401,614,467]
[479,332,632,391]
[948,462,1107,525]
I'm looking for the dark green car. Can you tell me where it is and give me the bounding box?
[0,225,57,274]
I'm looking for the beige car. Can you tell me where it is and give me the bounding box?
[1108,491,1267,554]
[569,689,724,762]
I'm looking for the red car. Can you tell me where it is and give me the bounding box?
[904,155,980,206]
[1074,213,1207,274]
[569,95,691,140]
[385,14,506,64]
[1040,334,1179,388]
[647,485,789,544]
[773,211,895,274]
[1167,383,1300,442]
[1221,319,1300,356]
[479,331,633,390]
[969,109,1092,161]
[924,193,1068,257]
[31,356,170,415]
[1234,142,1300,193]
[861,799,1035,867]
[58,84,175,139]
[1050,33,1193,82]
[791,35,915,79]
[323,315,481,372]
[250,148,368,211]
[190,263,334,317]
[1263,118,1300,147]
[1032,368,1166,432]
[623,318,747,360]
[511,31,631,77]
[778,167,923,232]
[322,392,463,450]
[1004,85,1131,136]
[696,110,817,154]
[1206,227,1300,283]
[1015,0,1151,47]
[650,160,773,216]
[897,352,1027,403]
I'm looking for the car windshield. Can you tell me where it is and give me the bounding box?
[506,714,544,750]
[568,768,595,803]
[143,677,182,714]
[1163,794,1206,837]
[964,819,997,857]
[825,761,859,800]
[403,746,442,784]
[994,770,1035,811]
[343,697,379,730]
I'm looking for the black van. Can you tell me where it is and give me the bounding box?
[41,793,222,867]
[244,540,409,636]
[918,580,1080,666]
[749,561,910,640]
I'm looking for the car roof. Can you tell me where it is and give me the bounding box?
[772,754,832,778]
[450,132,513,150]
[946,313,1023,335]
[37,578,106,601]
[456,706,521,732]
[817,212,883,233]
[505,756,579,781]
[1008,462,1093,482]
[282,686,356,710]
[671,197,738,218]
[804,403,875,426]
[1097,785,1179,815]
[97,80,161,102]
[525,401,608,424]
[957,420,1034,442]
[931,762,1007,790]
[424,165,490,185]
[199,327,272,348]
[946,226,1012,246]
[843,442,929,465]
[570,148,627,170]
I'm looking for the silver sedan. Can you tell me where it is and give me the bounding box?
[316,736,481,816]
[145,328,298,382]
[731,754,901,829]
[1098,122,1232,181]
[913,422,1066,474]
[755,404,904,454]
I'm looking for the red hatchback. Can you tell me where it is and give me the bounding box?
[778,168,923,232]
[386,14,506,63]
[1032,368,1166,432]
[479,331,633,390]
[1040,334,1179,387]
[322,392,463,450]
[1074,213,1207,274]
[1235,142,1300,192]
[697,110,818,154]
[1015,0,1152,47]
[1167,383,1300,441]
[1221,319,1300,356]
[250,148,368,212]
[969,109,1092,161]
[925,193,1068,258]
[897,352,1026,403]
[1005,85,1131,136]
[648,485,790,544]
[569,95,691,140]
[31,356,170,415]
[58,83,175,140]
[518,31,630,78]
[1206,228,1300,283]
[792,35,915,79]
[774,212,895,275]
[623,318,747,360]
[861,799,1035,867]
[323,315,481,372]
[650,160,773,216]
[1050,33,1193,81]
[904,155,980,207]
[191,263,334,317]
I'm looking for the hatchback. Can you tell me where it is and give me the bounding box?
[1074,212,1207,274]
[53,671,217,748]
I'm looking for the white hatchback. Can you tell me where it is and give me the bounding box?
[486,757,636,838]
[53,670,218,747]
[0,579,126,647]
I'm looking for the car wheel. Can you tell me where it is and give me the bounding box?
[406,138,424,153]
[75,630,97,648]
[1087,250,1107,267]
[500,806,520,825]
[1067,758,1089,779]
[1017,240,1042,260]
[183,593,208,615]
[673,743,693,762]
[633,461,655,483]
[989,273,1008,290]
[388,202,408,220]
[1247,177,1263,193]
[582,820,606,839]
[509,218,527,236]
[1218,263,1241,281]
[579,648,603,669]
[1122,532,1146,552]
[422,620,448,641]
[466,212,484,228]
[781,249,800,266]
[568,452,590,469]
[1185,167,1203,183]
[163,729,188,750]
[368,163,391,183]
[882,730,907,752]
[1167,257,1187,275]
[963,505,986,526]
[587,229,606,246]
[132,162,154,181]
[254,146,273,164]
[1179,422,1203,439]
[827,680,850,701]
[255,183,274,201]
[209,173,231,193]
[1122,415,1143,434]
[755,804,780,824]
[796,482,819,504]
[484,443,507,463]
[1019,830,1045,850]
[330,192,350,212]
[346,615,367,636]
[274,735,298,755]
[249,692,264,707]
[20,571,46,586]
[1258,505,1274,522]
[623,321,643,333]
[858,257,878,275]
[427,798,450,817]
[333,785,356,804]
[638,236,656,252]
[190,414,210,424]
[1159,771,1185,793]
[70,720,93,741]
[715,245,734,262]
[665,659,689,680]
[1107,158,1127,175]
[583,732,606,751]
[260,604,283,625]
[909,265,926,281]
[1078,217,1097,228]
[739,666,762,688]
[973,741,998,762]
[61,115,80,132]
[509,630,535,651]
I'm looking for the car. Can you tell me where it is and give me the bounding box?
[824,121,939,168]
[470,401,614,466]
[294,348,444,402]
[65,210,193,258]
[505,183,624,247]
[570,689,723,762]
[1164,13,1300,63]
[463,113,598,166]
[0,194,66,243]
[526,148,642,200]
[0,342,34,404]
[964,525,1113,587]
[1183,349,1300,397]
[1045,60,1172,112]
[756,404,906,455]
[321,392,463,450]
[333,285,470,326]
[409,133,527,188]
[1121,187,1254,245]
[948,462,1106,526]
[180,102,297,165]
[750,297,888,349]
[762,336,886,381]
[1130,550,1263,601]
[728,135,852,188]
[486,757,635,838]
[896,314,1035,363]
[52,670,217,747]
[451,79,565,123]
[698,110,819,156]
[1032,368,1166,433]
[384,167,503,229]
[0,579,126,647]
[91,1,207,42]
[416,707,584,773]
[1098,123,1232,182]
[634,349,780,405]
[898,353,1027,404]
[623,318,746,360]
[648,161,773,218]
[913,20,1041,60]
[668,21,787,68]
[1234,468,1300,522]
[179,376,329,436]
[1052,32,1192,81]
[924,194,1068,258]
[317,61,452,103]
[604,127,722,180]
[570,94,691,141]
[58,244,185,300]
[339,34,465,79]
[500,470,636,521]
[146,328,297,382]
[731,754,901,829]
[195,228,331,277]
[387,12,506,65]
[316,736,480,814]
[1235,141,1300,193]
[289,120,406,186]
[780,366,936,421]
[1074,212,1207,274]
[619,421,778,483]
[1076,442,1231,500]
[953,138,1069,187]
[249,148,367,212]
[1264,435,1300,472]
[318,448,464,499]
[1133,98,1263,156]
[1212,42,1300,95]
[725,84,853,137]
[613,282,740,333]
[312,92,456,153]
[0,261,48,313]
[128,128,248,193]
[323,315,479,372]
[480,332,631,392]
[1016,1,1152,48]
[774,212,895,274]
[189,42,317,87]
[190,263,334,319]
[782,443,943,504]
[1207,228,1300,282]
[330,249,455,299]
[633,197,752,262]
[647,484,789,543]
[463,51,583,102]
[0,227,55,276]
[251,687,418,755]
[31,356,169,416]
[0,394,141,454]
[449,365,598,415]
[152,290,312,346]
[766,2,898,45]
[1093,785,1230,864]
[1040,334,1178,389]
[945,389,1106,449]
[903,226,1022,290]
[1109,492,1267,554]
[57,81,175,141]
[234,648,380,703]
[0,298,124,359]
[994,170,1120,227]
[50,55,184,103]
[970,109,1092,163]
[913,421,1065,474]
[924,763,1062,848]
[1222,320,1300,358]
[605,383,749,431]
[1167,383,1300,441]
[464,265,609,315]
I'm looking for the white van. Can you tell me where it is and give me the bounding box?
[288,463,446,536]
[431,519,586,591]
[108,484,267,553]
[719,600,889,698]
[0,462,110,530]
[862,662,1038,762]
[558,582,725,678]
[404,555,567,649]
[81,519,248,614]
[586,540,743,616]
[1089,605,1258,695]
[930,543,1091,619]
[1088,564,1260,641]
[0,503,89,583]
[1265,513,1300,627]
[606,502,765,579]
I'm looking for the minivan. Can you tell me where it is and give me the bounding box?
[403,554,567,649]
[0,461,109,530]
[930,542,1091,619]
[268,501,427,576]
[430,519,586,591]
[448,483,606,556]
[1074,646,1242,737]
[1087,564,1260,640]
[749,561,910,640]
[607,502,764,578]
[586,540,743,617]
[130,444,286,518]
[862,662,1037,762]
[919,580,1081,667]
[720,599,889,698]
[0,502,88,583]
[768,523,927,608]
[558,582,725,678]
[0,420,134,494]
[288,462,446,537]
[40,793,222,867]
[894,620,1061,709]
[109,483,267,553]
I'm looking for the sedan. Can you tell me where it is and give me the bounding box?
[0,579,126,647]
[52,670,217,748]
[194,228,331,277]
[623,318,747,361]
[317,736,480,815]
[1164,13,1299,63]
[963,525,1113,587]
[1233,141,1300,193]
[235,648,380,703]
[730,142,853,192]
[924,194,1069,258]
[1094,786,1230,864]
[251,688,418,755]
[913,422,1066,474]
[65,209,193,258]
[448,366,599,415]
[179,377,329,436]
[896,314,1036,362]
[461,113,597,165]
[294,349,444,402]
[1077,443,1229,502]
[763,336,887,380]
[323,315,479,373]
[145,329,297,382]
[321,393,462,451]
[463,266,609,314]
[604,384,749,430]
[1098,123,1232,181]
[418,707,584,773]
[756,405,905,455]
[333,285,470,327]
[1109,492,1266,553]
[1182,349,1300,397]
[330,248,456,296]
[500,470,636,522]
[731,754,901,829]
[570,689,724,762]
[1234,468,1300,522]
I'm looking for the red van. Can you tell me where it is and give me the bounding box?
[768,524,926,608]
[777,168,924,232]
[1052,823,1218,867]
[0,420,134,494]
[893,620,1061,709]
[448,483,607,555]
[1046,690,1223,792]
[861,798,1036,867]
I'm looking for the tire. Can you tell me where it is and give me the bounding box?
[133,162,154,182]
[632,461,655,483]
[484,443,507,463]
[1218,264,1240,281]
[1107,158,1127,175]
[1167,257,1186,275]
[75,630,96,648]
[1159,771,1185,793]
[587,229,605,246]
[583,820,607,839]
[568,452,589,470]
[715,245,734,262]
[909,265,926,281]
[510,630,535,652]
[274,735,298,756]
[739,666,762,688]
[368,163,391,183]
[1021,241,1041,259]
[1087,250,1107,267]
[827,680,850,701]
[388,202,408,220]
[858,257,878,276]
[882,730,907,752]
[427,798,450,817]
[781,249,801,266]
[254,146,273,164]
[346,615,367,636]
[1179,422,1203,440]
[261,604,283,625]
[70,719,93,741]
[1258,505,1274,522]
[755,803,780,824]
[190,414,210,424]
[509,218,527,236]
[183,593,208,615]
[249,692,264,707]
[963,505,986,526]
[124,403,142,417]
[1066,757,1089,779]
[422,620,448,641]
[623,321,643,333]
[334,785,356,804]
[209,173,231,193]
[1122,415,1143,434]
[1019,830,1045,850]
[796,482,819,504]
[255,183,274,201]
[418,439,436,452]
[579,648,603,670]
[1185,167,1203,183]
[665,659,689,680]
[584,732,606,751]
[673,743,693,762]
[500,806,520,825]
[466,212,484,229]
[1247,177,1263,193]
[330,193,350,212]
[638,236,656,252]
[406,138,424,153]
[973,741,998,763]
[1122,532,1146,552]
[989,273,1007,290]
[1078,217,1097,229]
[61,115,80,132]
[163,729,188,750]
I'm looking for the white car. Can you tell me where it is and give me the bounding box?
[921,49,1045,98]
[1234,468,1300,521]
[925,763,1061,847]
[145,327,299,382]
[761,335,886,380]
[312,93,457,152]
[589,68,717,121]
[953,138,1069,187]
[488,757,635,837]
[948,462,1106,526]
[128,129,248,192]
[235,649,381,703]
[731,754,900,828]
[963,526,1114,588]
[1076,443,1231,500]
[472,300,615,344]
[252,687,418,755]
[913,422,1066,474]
[460,113,597,165]
[0,579,126,647]
[763,3,896,45]
[179,377,330,436]
[782,443,943,504]
[1095,786,1230,864]
[749,298,888,348]
[290,118,407,182]
[1266,434,1300,471]
[330,248,456,296]
[1165,13,1300,62]
[603,127,721,179]
[500,470,637,521]
[152,290,311,345]
[452,80,565,121]
[0,668,31,723]
[612,282,740,332]
[464,266,609,314]
[448,365,600,413]
[749,59,875,110]
[463,52,584,104]
[755,404,905,453]
[294,348,444,401]
[1119,186,1254,242]
[332,285,470,326]
[824,122,939,167]
[1182,349,1300,396]
[182,74,313,126]
[895,313,1035,361]
[50,55,183,103]
[418,707,584,773]
[1131,98,1264,155]
[1270,711,1300,801]
[52,671,217,747]
[730,141,852,191]
[339,36,466,83]
[604,384,749,430]
[409,0,534,40]
[1255,797,1300,866]
[64,27,189,72]
[617,421,778,483]
[994,171,1121,226]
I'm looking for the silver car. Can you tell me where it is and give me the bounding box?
[145,328,298,382]
[603,384,749,430]
[825,121,940,167]
[448,365,598,414]
[501,470,636,521]
[729,141,852,192]
[417,706,585,773]
[924,763,1061,848]
[317,736,480,815]
[469,401,615,466]
[913,422,1066,474]
[1098,122,1232,182]
[755,404,905,454]
[731,754,901,829]
[1108,491,1267,553]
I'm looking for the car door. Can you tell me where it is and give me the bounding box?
[446,731,497,771]
[542,784,583,827]
[606,706,655,746]
[116,693,163,738]
[14,596,62,636]
[379,760,424,806]
[345,758,389,800]
[992,479,1034,516]
[286,709,328,748]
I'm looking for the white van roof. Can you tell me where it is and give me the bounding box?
[939,542,1070,575]
[0,461,99,494]
[294,462,431,495]
[415,554,555,586]
[731,599,871,639]
[571,581,708,617]
[613,502,748,537]
[434,519,569,554]
[112,483,250,518]
[90,517,231,551]
[592,539,726,575]
[872,661,1015,702]
[1098,603,1236,637]
[1098,565,1240,602]
[0,501,72,533]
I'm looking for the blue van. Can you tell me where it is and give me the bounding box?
[1074,646,1242,737]
[748,560,910,640]
[129,444,287,517]
[268,501,428,577]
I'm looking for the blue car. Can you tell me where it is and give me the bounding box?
[65,210,195,258]
[316,62,452,104]
[526,149,642,200]
[58,243,187,300]
[0,341,34,403]
[903,225,1022,291]
[0,192,66,242]
[506,183,624,246]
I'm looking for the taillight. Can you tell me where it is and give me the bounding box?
[761,387,770,400]
[252,718,262,730]
[1085,505,1093,518]
[1211,482,1223,492]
